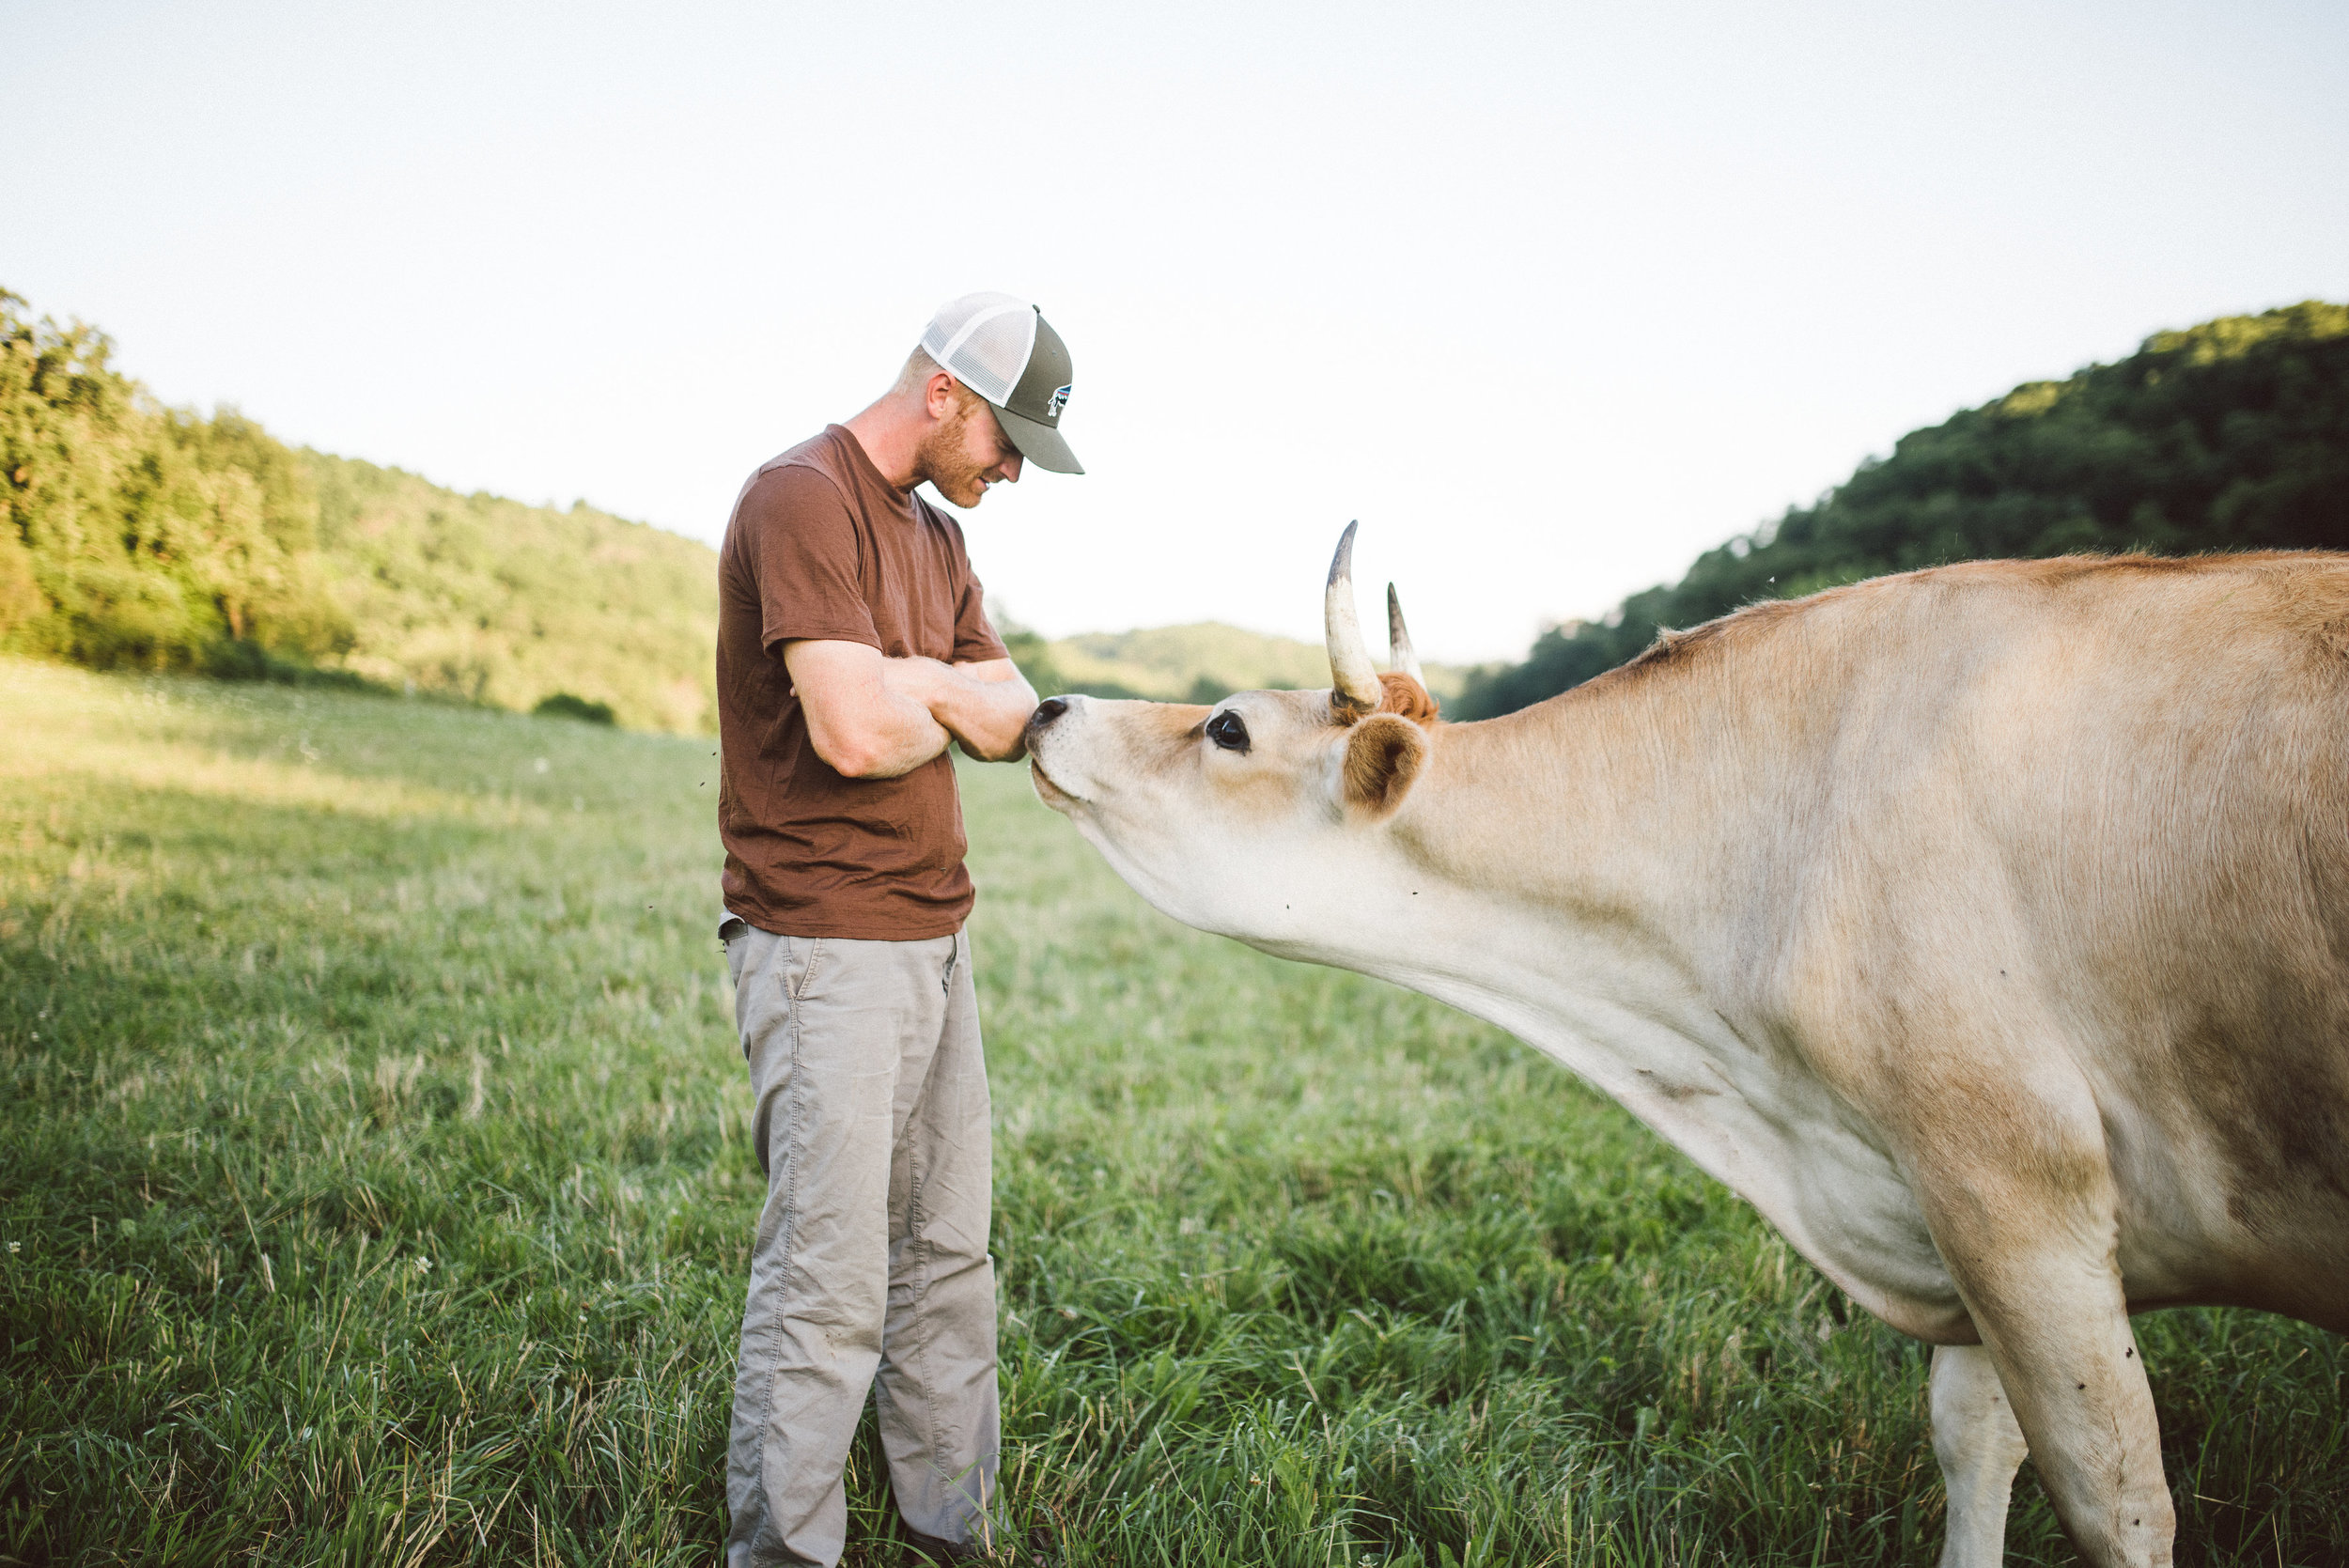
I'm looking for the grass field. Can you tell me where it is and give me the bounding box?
[1,659,2341,1567]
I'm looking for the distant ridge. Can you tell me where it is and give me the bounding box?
[1016,620,1468,705]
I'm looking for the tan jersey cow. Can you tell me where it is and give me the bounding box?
[1023,526,2349,1568]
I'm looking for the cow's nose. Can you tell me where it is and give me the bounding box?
[1031,696,1071,728]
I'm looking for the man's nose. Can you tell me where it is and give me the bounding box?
[1000,453,1023,483]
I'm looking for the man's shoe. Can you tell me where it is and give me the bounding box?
[1009,1529,1061,1566]
[902,1526,1059,1565]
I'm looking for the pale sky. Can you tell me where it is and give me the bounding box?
[8,0,2346,661]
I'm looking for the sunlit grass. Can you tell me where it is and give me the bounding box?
[1,659,2341,1566]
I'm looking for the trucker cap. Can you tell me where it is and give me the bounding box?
[918,292,1083,474]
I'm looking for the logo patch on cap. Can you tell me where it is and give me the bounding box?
[1046,384,1071,421]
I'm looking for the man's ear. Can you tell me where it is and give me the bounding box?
[924,371,959,421]
[1341,713,1428,818]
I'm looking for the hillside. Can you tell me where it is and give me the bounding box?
[2,288,723,732]
[307,453,718,732]
[1458,300,2349,717]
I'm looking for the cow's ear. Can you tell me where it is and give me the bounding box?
[1341,713,1428,819]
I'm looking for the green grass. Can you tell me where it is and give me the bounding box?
[0,659,2341,1567]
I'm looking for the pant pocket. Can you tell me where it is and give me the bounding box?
[788,937,828,1001]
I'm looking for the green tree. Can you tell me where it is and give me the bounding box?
[1459,301,2349,718]
[1,289,351,670]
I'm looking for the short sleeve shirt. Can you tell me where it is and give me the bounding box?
[716,426,1007,939]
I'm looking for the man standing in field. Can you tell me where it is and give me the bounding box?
[713,293,1080,1565]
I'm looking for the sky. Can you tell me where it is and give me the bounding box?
[8,0,2347,662]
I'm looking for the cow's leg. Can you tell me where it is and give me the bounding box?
[1956,1286,2170,1567]
[1931,1343,2028,1568]
[1912,1105,2176,1568]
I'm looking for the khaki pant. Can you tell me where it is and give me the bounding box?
[722,920,1000,1567]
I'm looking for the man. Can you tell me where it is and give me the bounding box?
[714,292,1080,1565]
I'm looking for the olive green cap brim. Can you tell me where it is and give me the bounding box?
[990,402,1084,475]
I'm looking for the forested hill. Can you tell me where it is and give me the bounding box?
[305,453,718,732]
[1457,301,2349,718]
[2,287,721,732]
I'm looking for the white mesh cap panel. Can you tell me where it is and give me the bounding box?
[917,292,1037,407]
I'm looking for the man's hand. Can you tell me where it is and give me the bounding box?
[784,641,1038,778]
[882,655,1038,763]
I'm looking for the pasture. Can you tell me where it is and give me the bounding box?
[0,660,2341,1566]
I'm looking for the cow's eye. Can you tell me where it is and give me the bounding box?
[1206,709,1251,753]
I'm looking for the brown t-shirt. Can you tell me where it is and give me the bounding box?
[716,426,1007,939]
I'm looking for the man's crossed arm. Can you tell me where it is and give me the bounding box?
[782,640,1039,779]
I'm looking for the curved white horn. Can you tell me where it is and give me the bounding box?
[1386,583,1425,685]
[1324,521,1384,712]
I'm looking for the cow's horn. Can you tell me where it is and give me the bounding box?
[1386,583,1425,685]
[1325,521,1384,713]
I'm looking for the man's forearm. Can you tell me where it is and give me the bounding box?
[821,680,952,776]
[785,641,956,778]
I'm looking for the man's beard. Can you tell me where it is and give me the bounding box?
[914,402,993,508]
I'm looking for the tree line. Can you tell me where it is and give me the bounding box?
[1,290,352,676]
[3,289,720,730]
[1455,301,2349,719]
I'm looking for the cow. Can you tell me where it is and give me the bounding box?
[1021,524,2349,1568]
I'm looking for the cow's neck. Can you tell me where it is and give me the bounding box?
[1299,681,1969,1340]
[1401,677,1788,970]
